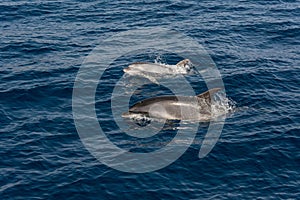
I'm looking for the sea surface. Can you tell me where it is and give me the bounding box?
[1,0,299,199]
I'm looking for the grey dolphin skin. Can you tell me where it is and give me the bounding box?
[122,88,221,121]
[123,59,193,75]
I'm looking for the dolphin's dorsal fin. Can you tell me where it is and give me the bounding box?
[176,59,190,67]
[197,88,222,101]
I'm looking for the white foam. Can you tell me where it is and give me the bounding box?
[211,92,236,118]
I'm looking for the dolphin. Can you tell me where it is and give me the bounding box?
[123,59,193,75]
[122,88,222,121]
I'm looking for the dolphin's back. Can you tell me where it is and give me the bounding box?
[129,96,178,114]
[129,96,206,120]
[128,63,173,74]
[126,88,222,120]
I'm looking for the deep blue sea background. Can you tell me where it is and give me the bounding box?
[1,0,299,199]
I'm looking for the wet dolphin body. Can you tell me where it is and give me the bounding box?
[123,59,193,75]
[122,88,221,121]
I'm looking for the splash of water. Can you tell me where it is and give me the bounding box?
[211,91,236,118]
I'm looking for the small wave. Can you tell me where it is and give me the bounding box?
[211,91,236,118]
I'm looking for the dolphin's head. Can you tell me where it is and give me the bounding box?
[123,63,146,74]
[121,111,131,118]
[123,67,131,73]
[123,66,138,75]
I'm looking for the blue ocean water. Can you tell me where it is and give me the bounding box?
[1,0,299,199]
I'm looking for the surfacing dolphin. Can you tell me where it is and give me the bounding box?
[122,88,222,121]
[123,59,193,76]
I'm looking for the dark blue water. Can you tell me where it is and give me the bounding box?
[1,0,299,199]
